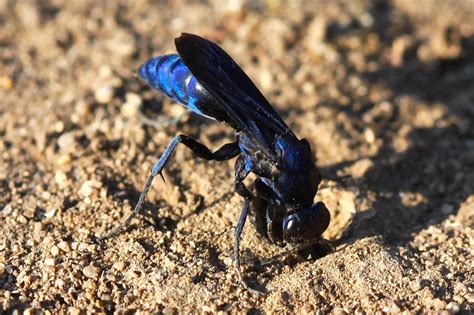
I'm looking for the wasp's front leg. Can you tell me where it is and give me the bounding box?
[233,156,263,294]
[253,179,285,246]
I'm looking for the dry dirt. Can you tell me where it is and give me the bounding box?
[1,0,473,313]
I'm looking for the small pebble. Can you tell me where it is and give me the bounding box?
[201,305,213,312]
[22,275,33,288]
[32,222,43,241]
[83,264,101,279]
[44,208,56,218]
[0,76,13,90]
[88,244,97,253]
[84,279,97,290]
[79,181,94,198]
[78,180,102,198]
[57,132,75,151]
[55,278,65,289]
[17,215,27,224]
[364,128,376,144]
[41,191,51,200]
[57,154,72,166]
[259,70,273,91]
[350,158,373,178]
[127,269,141,279]
[54,171,69,188]
[58,241,70,252]
[223,257,233,266]
[2,204,13,215]
[50,246,60,257]
[75,100,92,117]
[432,298,447,310]
[122,92,142,116]
[113,261,126,271]
[94,85,114,104]
[54,121,65,133]
[446,302,460,313]
[44,258,56,266]
[78,242,90,252]
[389,302,401,313]
[465,292,474,303]
[453,295,464,304]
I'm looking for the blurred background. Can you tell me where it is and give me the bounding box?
[1,0,473,313]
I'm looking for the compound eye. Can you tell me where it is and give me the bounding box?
[282,216,298,239]
[282,202,330,244]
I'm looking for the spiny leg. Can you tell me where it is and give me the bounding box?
[254,179,285,246]
[233,156,262,293]
[99,135,240,241]
[234,197,254,292]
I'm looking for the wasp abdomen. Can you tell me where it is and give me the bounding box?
[139,54,213,118]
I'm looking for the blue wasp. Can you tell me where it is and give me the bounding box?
[102,33,331,292]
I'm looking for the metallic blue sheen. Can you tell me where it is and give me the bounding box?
[187,76,201,99]
[139,57,161,90]
[129,36,330,291]
[169,59,189,102]
[158,55,179,97]
[276,136,312,171]
[139,54,214,119]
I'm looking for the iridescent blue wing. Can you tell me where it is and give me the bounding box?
[175,33,296,156]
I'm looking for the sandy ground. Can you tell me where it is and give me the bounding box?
[1,0,473,313]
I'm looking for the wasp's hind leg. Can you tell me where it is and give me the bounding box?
[99,135,240,241]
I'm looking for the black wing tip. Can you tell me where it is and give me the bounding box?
[176,32,197,38]
[175,33,214,62]
[175,33,204,46]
